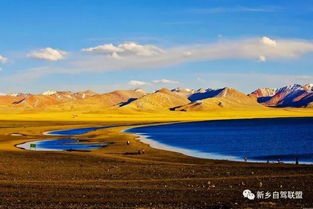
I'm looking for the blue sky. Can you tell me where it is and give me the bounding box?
[1,0,313,93]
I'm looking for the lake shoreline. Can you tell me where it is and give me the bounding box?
[124,117,313,165]
[13,116,313,164]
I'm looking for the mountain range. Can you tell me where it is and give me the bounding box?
[249,84,313,108]
[0,84,312,112]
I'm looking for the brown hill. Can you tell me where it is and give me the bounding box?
[76,89,146,108]
[0,94,63,110]
[173,88,264,111]
[307,102,313,108]
[120,88,190,112]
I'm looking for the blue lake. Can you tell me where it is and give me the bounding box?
[126,117,313,163]
[17,126,111,151]
[17,139,108,151]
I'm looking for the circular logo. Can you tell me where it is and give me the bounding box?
[243,189,255,200]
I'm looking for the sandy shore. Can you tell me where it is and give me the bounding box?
[0,114,313,208]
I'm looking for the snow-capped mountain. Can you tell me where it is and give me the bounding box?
[188,88,226,102]
[250,84,313,107]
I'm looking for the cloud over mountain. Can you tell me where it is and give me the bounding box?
[27,47,67,61]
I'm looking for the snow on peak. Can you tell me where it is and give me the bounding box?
[303,84,313,91]
[134,88,146,94]
[196,88,206,93]
[42,90,57,96]
[277,84,303,93]
[255,88,278,97]
[172,87,194,93]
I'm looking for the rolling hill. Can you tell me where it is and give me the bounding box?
[173,87,264,111]
[119,88,190,112]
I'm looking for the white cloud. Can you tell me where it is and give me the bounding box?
[82,42,164,58]
[153,79,179,84]
[0,55,8,63]
[183,51,192,56]
[72,36,313,73]
[260,36,277,47]
[8,36,313,81]
[258,55,266,62]
[27,47,67,61]
[128,80,149,86]
[82,44,123,55]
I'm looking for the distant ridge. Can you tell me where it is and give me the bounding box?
[250,84,313,107]
[0,84,312,112]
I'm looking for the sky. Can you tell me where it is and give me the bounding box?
[1,0,313,94]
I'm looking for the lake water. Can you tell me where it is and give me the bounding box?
[17,126,110,151]
[16,139,108,151]
[126,117,313,163]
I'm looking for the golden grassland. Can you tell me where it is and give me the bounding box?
[0,107,313,122]
[0,108,313,208]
